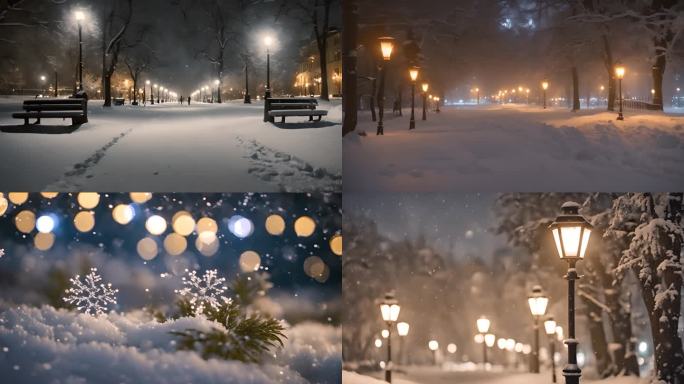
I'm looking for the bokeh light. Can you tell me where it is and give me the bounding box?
[329,234,342,256]
[195,231,219,257]
[112,204,135,225]
[228,215,254,238]
[137,237,158,260]
[73,211,95,232]
[265,214,286,235]
[40,192,59,199]
[34,232,55,251]
[8,192,28,205]
[196,217,218,235]
[77,192,100,209]
[130,192,152,204]
[15,210,36,233]
[163,233,187,256]
[303,255,328,282]
[36,215,56,233]
[294,216,316,237]
[172,211,195,236]
[145,215,167,236]
[239,250,261,272]
[0,194,7,215]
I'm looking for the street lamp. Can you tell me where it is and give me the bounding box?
[542,80,549,109]
[214,79,220,103]
[74,10,85,92]
[677,87,681,107]
[549,202,593,384]
[428,340,439,366]
[379,293,400,383]
[408,66,419,130]
[545,316,558,383]
[528,285,549,374]
[484,333,496,368]
[421,83,429,121]
[397,322,409,366]
[264,35,273,99]
[435,96,441,113]
[376,36,394,135]
[476,316,491,366]
[615,64,625,120]
[144,80,150,105]
[475,87,480,104]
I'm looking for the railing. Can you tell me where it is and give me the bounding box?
[618,97,662,111]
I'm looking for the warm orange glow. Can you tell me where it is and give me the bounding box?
[379,37,395,61]
[615,65,625,79]
[408,67,419,82]
[422,83,429,92]
[542,81,549,90]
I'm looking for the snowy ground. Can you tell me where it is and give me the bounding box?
[344,104,684,191]
[343,367,649,384]
[0,304,341,384]
[0,96,341,192]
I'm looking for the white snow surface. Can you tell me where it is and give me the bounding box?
[342,369,649,384]
[0,304,341,384]
[344,104,684,191]
[0,97,341,192]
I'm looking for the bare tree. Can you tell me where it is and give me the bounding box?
[294,0,335,101]
[100,0,133,107]
[123,35,152,105]
[342,0,358,136]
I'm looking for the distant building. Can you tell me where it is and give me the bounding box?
[295,28,341,97]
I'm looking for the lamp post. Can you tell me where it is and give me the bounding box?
[549,202,593,384]
[397,322,410,366]
[475,87,480,104]
[526,88,530,104]
[264,35,273,99]
[153,84,158,104]
[39,75,46,95]
[74,10,85,92]
[542,80,549,109]
[144,80,149,105]
[545,316,558,383]
[409,66,419,130]
[528,286,549,374]
[214,79,220,103]
[421,83,429,121]
[677,87,681,107]
[379,293,400,383]
[476,316,491,367]
[615,64,625,120]
[377,37,394,136]
[428,340,439,366]
[435,96,441,113]
[484,333,496,368]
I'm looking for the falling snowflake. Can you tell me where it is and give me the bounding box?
[63,268,118,316]
[175,269,230,315]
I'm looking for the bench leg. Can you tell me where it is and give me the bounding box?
[35,118,41,124]
[281,116,285,123]
[309,115,313,121]
[24,117,28,125]
[316,115,322,122]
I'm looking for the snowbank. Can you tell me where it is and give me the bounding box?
[344,104,684,191]
[0,304,340,383]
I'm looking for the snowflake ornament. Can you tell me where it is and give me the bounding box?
[63,268,118,316]
[175,269,230,315]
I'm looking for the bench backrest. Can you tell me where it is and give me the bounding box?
[22,98,87,116]
[265,98,317,110]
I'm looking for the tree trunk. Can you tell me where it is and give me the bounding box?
[132,75,138,104]
[572,66,580,111]
[370,77,377,122]
[103,75,112,107]
[601,34,616,111]
[651,58,665,110]
[579,259,612,377]
[341,0,357,136]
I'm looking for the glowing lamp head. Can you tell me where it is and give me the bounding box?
[518,86,523,92]
[515,342,524,353]
[615,65,625,79]
[549,202,593,260]
[556,326,564,341]
[474,334,484,344]
[264,35,273,47]
[74,10,85,21]
[375,338,382,348]
[379,37,395,61]
[40,75,46,81]
[447,343,457,354]
[528,285,549,317]
[379,293,400,322]
[422,83,429,92]
[381,329,389,338]
[214,79,220,85]
[651,89,655,95]
[428,340,439,351]
[146,80,150,85]
[600,85,604,91]
[542,81,549,90]
[409,66,419,82]
[497,338,506,350]
[397,322,410,336]
[476,316,490,333]
[484,333,496,347]
[544,316,557,335]
[505,338,516,351]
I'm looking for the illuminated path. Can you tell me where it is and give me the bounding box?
[0,99,341,191]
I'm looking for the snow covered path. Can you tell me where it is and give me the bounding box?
[0,97,341,192]
[344,104,684,192]
[343,368,648,384]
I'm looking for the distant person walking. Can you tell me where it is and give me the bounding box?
[187,95,191,106]
[180,95,184,104]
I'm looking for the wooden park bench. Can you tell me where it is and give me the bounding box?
[264,97,328,123]
[114,97,125,106]
[12,98,88,125]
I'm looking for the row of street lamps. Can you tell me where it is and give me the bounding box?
[377,202,592,384]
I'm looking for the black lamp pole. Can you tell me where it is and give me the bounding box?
[422,90,427,121]
[482,338,488,365]
[385,325,392,382]
[409,81,416,130]
[533,317,540,373]
[265,48,271,99]
[617,78,624,120]
[563,261,581,384]
[377,63,387,135]
[78,21,83,91]
[550,335,557,383]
